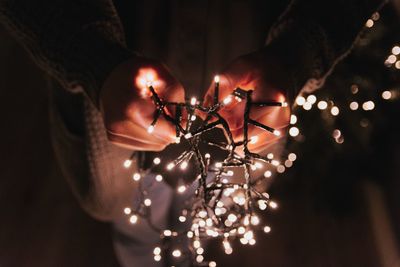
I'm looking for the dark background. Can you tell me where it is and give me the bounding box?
[0,1,399,267]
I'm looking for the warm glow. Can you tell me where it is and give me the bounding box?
[382,91,392,100]
[135,68,164,97]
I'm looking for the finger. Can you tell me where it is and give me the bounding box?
[107,132,168,151]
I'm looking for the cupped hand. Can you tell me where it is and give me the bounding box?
[100,55,185,151]
[204,48,291,153]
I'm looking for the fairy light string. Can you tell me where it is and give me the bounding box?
[122,74,289,266]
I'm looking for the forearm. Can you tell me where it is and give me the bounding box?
[0,0,134,106]
[266,0,388,101]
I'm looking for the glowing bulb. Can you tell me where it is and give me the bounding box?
[209,261,217,267]
[331,106,339,116]
[273,130,281,136]
[365,19,374,28]
[147,125,155,133]
[392,46,400,55]
[153,247,161,255]
[244,231,254,240]
[167,162,175,170]
[205,153,211,159]
[190,114,197,121]
[258,200,267,210]
[251,215,260,225]
[129,214,138,224]
[307,95,317,104]
[180,161,188,170]
[155,174,163,182]
[317,101,328,110]
[349,101,359,110]
[271,160,280,166]
[223,96,233,105]
[288,153,297,161]
[267,153,274,159]
[196,255,204,263]
[285,160,293,168]
[163,230,172,236]
[290,114,297,124]
[190,97,197,106]
[387,55,397,64]
[177,185,187,193]
[179,216,186,222]
[215,162,222,168]
[153,255,161,262]
[172,249,181,257]
[269,200,278,209]
[153,157,161,165]
[289,127,299,137]
[214,75,220,83]
[227,214,237,222]
[144,198,152,206]
[303,101,312,110]
[263,226,271,233]
[184,133,192,139]
[264,171,272,178]
[362,101,375,111]
[277,165,285,173]
[174,136,181,144]
[123,159,132,168]
[133,173,141,181]
[250,136,259,144]
[124,207,131,215]
[296,96,306,106]
[382,91,392,100]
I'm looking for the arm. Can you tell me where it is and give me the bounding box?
[0,0,133,106]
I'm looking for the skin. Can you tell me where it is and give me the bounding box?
[203,48,291,154]
[100,55,185,151]
[100,48,290,155]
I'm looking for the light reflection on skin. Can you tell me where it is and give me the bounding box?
[135,68,164,98]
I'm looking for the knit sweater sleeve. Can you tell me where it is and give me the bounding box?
[266,0,388,99]
[0,0,134,106]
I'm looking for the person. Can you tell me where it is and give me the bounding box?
[0,0,387,266]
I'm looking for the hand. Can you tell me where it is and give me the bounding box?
[100,55,185,151]
[204,48,290,153]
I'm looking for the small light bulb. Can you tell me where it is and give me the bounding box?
[177,185,186,193]
[155,174,163,182]
[123,159,132,168]
[124,207,131,214]
[317,101,328,110]
[264,170,272,178]
[153,247,161,255]
[190,115,197,121]
[133,173,141,181]
[264,226,271,233]
[172,249,182,257]
[167,162,175,170]
[214,75,220,83]
[184,133,192,139]
[180,161,188,170]
[269,200,278,209]
[144,198,152,206]
[129,214,138,224]
[223,96,233,105]
[290,114,297,124]
[147,125,155,133]
[250,136,258,144]
[163,230,172,236]
[153,157,161,165]
[273,130,281,136]
[190,97,197,106]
